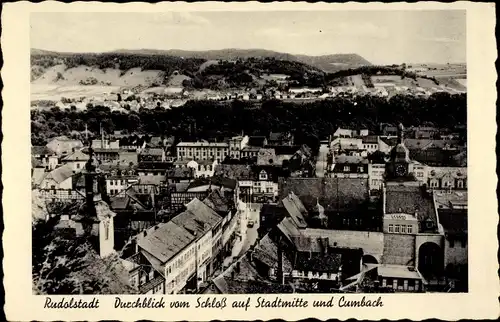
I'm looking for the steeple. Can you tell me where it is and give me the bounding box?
[397,123,404,144]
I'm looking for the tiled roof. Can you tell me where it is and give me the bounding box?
[203,189,233,214]
[361,135,379,144]
[303,229,384,259]
[177,141,229,148]
[376,264,423,280]
[188,177,237,190]
[385,184,438,232]
[62,149,88,161]
[141,148,164,156]
[47,164,76,184]
[277,217,303,243]
[138,175,166,186]
[281,192,308,228]
[171,198,222,236]
[165,167,194,178]
[334,155,368,164]
[279,177,369,212]
[427,167,467,179]
[252,234,292,273]
[137,221,196,263]
[32,168,47,186]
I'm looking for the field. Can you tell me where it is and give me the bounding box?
[31,84,122,101]
[371,75,418,87]
[31,64,166,87]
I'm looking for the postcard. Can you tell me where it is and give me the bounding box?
[2,1,498,321]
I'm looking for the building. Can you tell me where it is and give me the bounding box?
[176,141,229,162]
[139,148,166,163]
[46,136,84,156]
[228,135,250,159]
[330,155,369,178]
[32,145,58,170]
[434,190,468,287]
[39,163,77,190]
[60,149,88,171]
[427,167,467,190]
[135,198,222,294]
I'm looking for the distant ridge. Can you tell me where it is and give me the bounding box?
[31,48,372,72]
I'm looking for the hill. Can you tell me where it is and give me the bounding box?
[295,54,373,72]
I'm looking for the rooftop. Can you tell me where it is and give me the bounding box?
[384,184,438,232]
[279,177,369,212]
[136,221,196,264]
[177,141,229,148]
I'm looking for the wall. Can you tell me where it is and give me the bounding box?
[303,229,385,263]
[444,237,468,267]
[99,217,115,257]
[415,234,444,269]
[164,243,196,295]
[382,234,416,265]
[383,214,419,234]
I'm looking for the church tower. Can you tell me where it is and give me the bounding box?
[72,145,116,257]
[386,123,413,180]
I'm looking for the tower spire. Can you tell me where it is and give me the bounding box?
[397,123,405,144]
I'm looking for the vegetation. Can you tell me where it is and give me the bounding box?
[32,217,136,295]
[31,92,466,149]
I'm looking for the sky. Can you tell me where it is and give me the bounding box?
[30,11,466,65]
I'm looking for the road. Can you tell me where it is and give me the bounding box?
[316,144,329,177]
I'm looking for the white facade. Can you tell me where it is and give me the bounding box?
[177,142,229,162]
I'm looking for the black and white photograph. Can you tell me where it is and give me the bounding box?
[29,9,469,296]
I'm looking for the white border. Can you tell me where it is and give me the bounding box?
[2,2,498,321]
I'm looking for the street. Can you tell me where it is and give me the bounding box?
[222,203,261,268]
[316,143,329,177]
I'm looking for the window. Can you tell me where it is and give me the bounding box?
[344,166,350,172]
[76,163,80,169]
[457,180,464,188]
[407,225,413,234]
[401,225,406,233]
[358,166,364,173]
[382,279,387,287]
[395,224,400,233]
[388,224,394,233]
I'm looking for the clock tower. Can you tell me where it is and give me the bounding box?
[386,123,412,180]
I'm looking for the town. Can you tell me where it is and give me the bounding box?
[32,112,468,294]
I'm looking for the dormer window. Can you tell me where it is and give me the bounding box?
[259,170,268,181]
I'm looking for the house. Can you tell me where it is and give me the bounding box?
[32,145,57,169]
[278,177,376,231]
[350,264,426,293]
[165,167,195,184]
[330,155,369,178]
[46,136,83,156]
[186,159,218,178]
[92,139,120,149]
[61,149,88,171]
[176,142,229,162]
[39,164,77,190]
[139,148,166,163]
[361,136,379,153]
[427,167,467,190]
[333,128,369,138]
[435,191,468,290]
